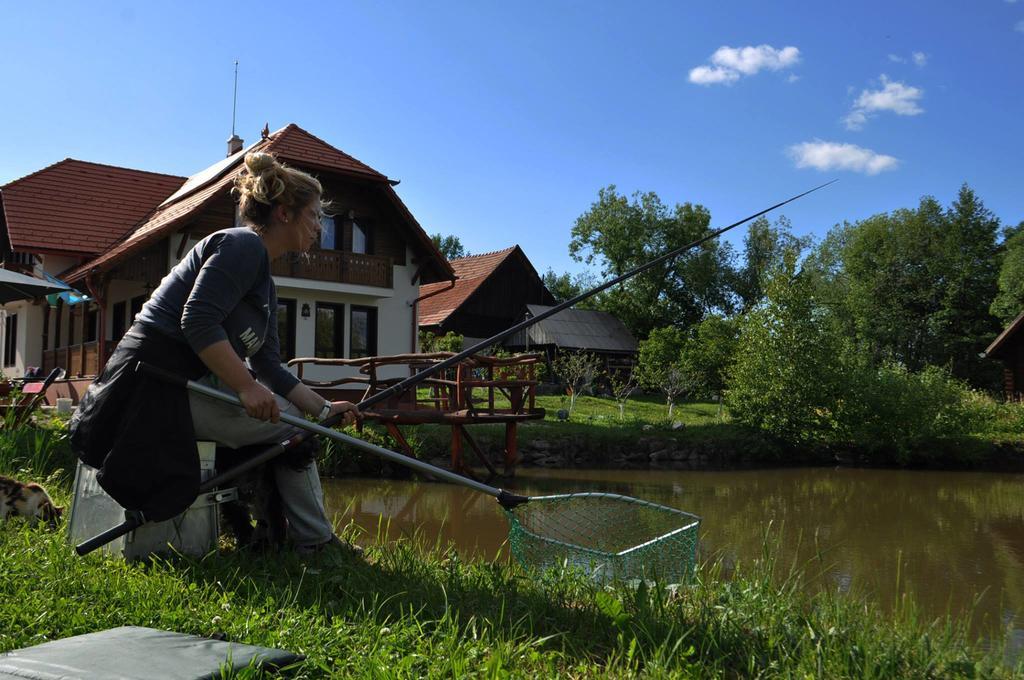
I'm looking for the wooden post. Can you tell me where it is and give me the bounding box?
[41,304,50,355]
[450,424,464,473]
[504,421,518,477]
[86,275,109,374]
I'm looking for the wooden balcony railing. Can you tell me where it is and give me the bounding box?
[270,250,393,288]
[42,341,116,378]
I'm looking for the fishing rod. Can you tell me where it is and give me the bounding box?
[75,180,834,556]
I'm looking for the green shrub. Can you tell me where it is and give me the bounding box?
[838,362,979,459]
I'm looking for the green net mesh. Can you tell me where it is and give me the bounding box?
[504,492,700,584]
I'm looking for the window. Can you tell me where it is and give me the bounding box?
[277,298,297,361]
[352,220,372,254]
[130,295,147,323]
[111,301,127,341]
[314,302,345,358]
[349,305,378,359]
[3,314,17,367]
[319,216,337,250]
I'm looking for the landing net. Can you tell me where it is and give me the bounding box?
[504,492,700,584]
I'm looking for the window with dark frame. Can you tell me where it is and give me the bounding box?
[111,301,127,341]
[277,298,297,361]
[3,314,17,367]
[314,302,345,358]
[349,305,378,359]
[319,215,337,250]
[130,295,146,324]
[352,219,373,255]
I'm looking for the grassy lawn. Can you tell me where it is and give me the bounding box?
[1,416,1020,676]
[396,392,764,463]
[2,497,1018,678]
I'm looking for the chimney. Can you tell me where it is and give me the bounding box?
[227,134,243,157]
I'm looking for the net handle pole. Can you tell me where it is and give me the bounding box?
[354,180,836,412]
[178,374,505,497]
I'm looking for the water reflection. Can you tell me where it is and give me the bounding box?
[324,467,1024,646]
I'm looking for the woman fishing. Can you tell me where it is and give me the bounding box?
[71,151,359,557]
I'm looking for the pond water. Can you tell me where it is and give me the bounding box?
[323,467,1024,654]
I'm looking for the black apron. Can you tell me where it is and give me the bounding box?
[70,323,209,522]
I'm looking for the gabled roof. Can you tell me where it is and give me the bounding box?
[62,124,453,284]
[984,311,1024,360]
[0,159,185,256]
[268,124,389,181]
[418,247,520,327]
[518,304,637,353]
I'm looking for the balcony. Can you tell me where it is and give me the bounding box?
[270,251,393,289]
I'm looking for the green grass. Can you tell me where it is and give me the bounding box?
[397,392,768,464]
[2,421,1021,677]
[3,512,1019,678]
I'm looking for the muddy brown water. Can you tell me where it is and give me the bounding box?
[323,467,1024,655]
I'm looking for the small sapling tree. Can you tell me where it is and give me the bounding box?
[553,351,602,414]
[607,368,639,421]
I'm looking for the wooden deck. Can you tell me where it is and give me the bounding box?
[288,352,546,479]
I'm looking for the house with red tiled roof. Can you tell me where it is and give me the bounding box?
[418,245,555,345]
[0,124,454,389]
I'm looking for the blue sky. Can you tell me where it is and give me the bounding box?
[2,1,1021,276]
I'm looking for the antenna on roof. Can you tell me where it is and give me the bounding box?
[226,60,243,157]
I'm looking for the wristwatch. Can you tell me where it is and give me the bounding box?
[318,400,332,420]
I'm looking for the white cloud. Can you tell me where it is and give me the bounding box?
[912,51,928,67]
[688,44,800,85]
[788,140,900,175]
[1016,19,1024,33]
[787,73,800,83]
[888,53,905,63]
[843,74,924,130]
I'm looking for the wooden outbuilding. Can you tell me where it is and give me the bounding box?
[417,246,555,345]
[984,312,1024,400]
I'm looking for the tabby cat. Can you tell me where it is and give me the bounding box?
[0,475,63,528]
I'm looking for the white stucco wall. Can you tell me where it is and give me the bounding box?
[278,246,420,385]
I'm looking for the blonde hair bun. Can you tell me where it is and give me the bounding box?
[232,150,324,234]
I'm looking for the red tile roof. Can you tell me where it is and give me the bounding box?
[0,160,185,256]
[418,247,519,327]
[62,124,454,284]
[267,124,388,181]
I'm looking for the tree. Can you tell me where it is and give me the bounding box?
[636,326,690,418]
[931,184,1001,383]
[541,269,600,306]
[727,252,848,444]
[678,314,739,401]
[733,215,812,311]
[991,221,1024,323]
[808,186,1002,387]
[552,352,602,414]
[569,186,735,338]
[431,233,467,260]
[607,369,639,421]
